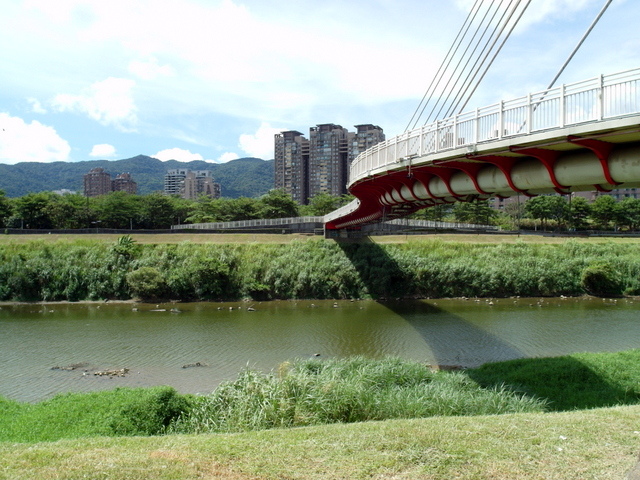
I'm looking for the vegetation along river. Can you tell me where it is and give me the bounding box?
[2,297,639,403]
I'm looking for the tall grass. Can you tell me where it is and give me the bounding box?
[170,357,545,434]
[2,238,640,301]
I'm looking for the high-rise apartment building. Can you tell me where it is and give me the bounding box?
[274,130,309,204]
[112,173,137,194]
[352,124,386,157]
[309,124,351,198]
[274,123,384,204]
[164,169,221,200]
[83,168,112,197]
[84,168,138,196]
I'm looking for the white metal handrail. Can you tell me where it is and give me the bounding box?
[350,67,640,186]
[173,216,325,230]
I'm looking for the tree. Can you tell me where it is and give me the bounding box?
[11,192,54,229]
[615,197,640,230]
[138,193,177,229]
[568,196,591,230]
[221,197,261,221]
[411,203,452,222]
[302,192,342,216]
[47,193,90,229]
[590,195,618,230]
[525,195,569,230]
[452,199,497,224]
[0,190,13,228]
[258,189,299,219]
[93,191,141,229]
[503,199,526,228]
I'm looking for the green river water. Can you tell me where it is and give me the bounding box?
[1,297,639,402]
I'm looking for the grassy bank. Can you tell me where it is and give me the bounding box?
[1,351,639,478]
[1,405,638,479]
[2,351,639,444]
[2,236,640,301]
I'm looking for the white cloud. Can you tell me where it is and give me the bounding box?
[152,147,204,162]
[239,123,282,159]
[128,57,174,80]
[52,77,138,131]
[217,152,239,163]
[90,143,117,158]
[27,98,47,114]
[0,113,71,164]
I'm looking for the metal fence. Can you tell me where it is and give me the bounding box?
[173,216,326,230]
[174,216,497,232]
[349,67,640,184]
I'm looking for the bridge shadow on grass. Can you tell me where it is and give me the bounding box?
[468,354,640,412]
[336,236,637,411]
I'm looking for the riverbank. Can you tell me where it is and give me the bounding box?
[1,349,639,478]
[1,405,638,479]
[1,236,640,302]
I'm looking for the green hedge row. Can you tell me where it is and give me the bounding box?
[1,238,639,301]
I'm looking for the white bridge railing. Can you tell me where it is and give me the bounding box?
[350,67,640,185]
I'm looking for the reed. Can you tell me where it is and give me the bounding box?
[170,357,545,434]
[2,238,640,301]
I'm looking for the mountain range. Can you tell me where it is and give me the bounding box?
[0,155,274,198]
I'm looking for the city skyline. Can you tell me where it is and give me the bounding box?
[1,1,639,166]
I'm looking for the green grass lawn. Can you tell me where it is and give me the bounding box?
[1,405,638,479]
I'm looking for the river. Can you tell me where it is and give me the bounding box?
[1,297,639,402]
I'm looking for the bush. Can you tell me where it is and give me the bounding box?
[126,266,167,300]
[580,263,624,297]
[110,386,192,436]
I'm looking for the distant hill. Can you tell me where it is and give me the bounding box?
[0,155,274,198]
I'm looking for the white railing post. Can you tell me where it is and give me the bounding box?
[474,107,479,143]
[560,84,566,128]
[526,93,532,134]
[453,114,458,147]
[499,100,504,138]
[598,73,604,120]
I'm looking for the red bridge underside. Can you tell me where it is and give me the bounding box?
[324,134,621,230]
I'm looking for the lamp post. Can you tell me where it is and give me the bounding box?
[91,220,101,234]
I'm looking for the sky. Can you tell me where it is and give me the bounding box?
[0,0,639,165]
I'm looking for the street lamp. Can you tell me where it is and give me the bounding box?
[91,220,101,233]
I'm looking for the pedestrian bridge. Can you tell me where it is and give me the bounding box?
[325,68,640,230]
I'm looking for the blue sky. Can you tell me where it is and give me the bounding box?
[1,0,638,165]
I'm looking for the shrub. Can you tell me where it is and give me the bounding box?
[126,266,167,300]
[580,263,624,297]
[110,386,192,436]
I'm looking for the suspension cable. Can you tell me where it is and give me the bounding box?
[405,0,484,132]
[455,0,532,114]
[414,0,503,128]
[425,0,512,124]
[544,0,613,91]
[435,0,521,122]
[514,0,612,134]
